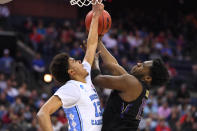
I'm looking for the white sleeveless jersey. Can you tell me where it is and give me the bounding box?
[54,61,102,131]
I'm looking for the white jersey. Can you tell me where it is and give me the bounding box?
[54,61,102,131]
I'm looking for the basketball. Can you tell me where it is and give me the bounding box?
[85,10,112,35]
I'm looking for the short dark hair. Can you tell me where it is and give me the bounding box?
[150,59,169,87]
[49,53,70,84]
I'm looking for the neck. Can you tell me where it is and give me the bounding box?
[132,74,151,87]
[73,76,86,83]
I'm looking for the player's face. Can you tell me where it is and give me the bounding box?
[130,61,153,77]
[68,58,88,77]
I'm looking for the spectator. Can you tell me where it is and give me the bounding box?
[32,53,45,81]
[7,113,24,131]
[5,79,19,103]
[23,105,32,122]
[0,73,7,91]
[26,118,39,131]
[30,28,43,51]
[0,92,9,106]
[60,26,74,45]
[155,117,171,131]
[11,96,25,114]
[176,83,190,105]
[161,43,173,59]
[180,112,194,131]
[140,118,156,131]
[69,41,83,59]
[166,91,176,106]
[168,106,180,130]
[18,83,30,97]
[0,105,6,120]
[0,49,14,76]
[103,33,118,49]
[144,102,158,117]
[23,18,33,34]
[46,22,57,41]
[15,51,29,68]
[52,116,63,131]
[0,5,10,17]
[57,109,68,125]
[166,63,177,79]
[36,20,46,36]
[158,101,171,119]
[0,5,10,28]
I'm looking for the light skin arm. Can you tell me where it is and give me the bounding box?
[83,3,104,66]
[98,38,127,75]
[37,96,62,131]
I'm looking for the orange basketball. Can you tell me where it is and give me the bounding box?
[85,10,112,35]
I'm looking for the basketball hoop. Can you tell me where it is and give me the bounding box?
[70,0,103,7]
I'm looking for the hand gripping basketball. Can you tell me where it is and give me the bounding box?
[85,9,112,35]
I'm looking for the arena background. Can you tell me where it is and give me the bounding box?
[0,0,197,130]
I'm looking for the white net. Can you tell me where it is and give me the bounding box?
[70,0,102,7]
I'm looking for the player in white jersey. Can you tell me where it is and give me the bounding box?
[37,2,104,131]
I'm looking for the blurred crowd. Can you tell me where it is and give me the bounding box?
[0,72,68,131]
[0,6,197,131]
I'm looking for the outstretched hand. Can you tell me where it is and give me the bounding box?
[92,0,104,17]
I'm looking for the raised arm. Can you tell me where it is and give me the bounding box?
[98,38,127,75]
[37,96,62,131]
[91,54,142,98]
[91,54,136,91]
[98,37,118,64]
[83,3,104,66]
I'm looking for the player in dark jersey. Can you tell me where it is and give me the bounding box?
[91,38,169,131]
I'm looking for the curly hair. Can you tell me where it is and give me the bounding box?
[49,53,70,84]
[150,59,169,87]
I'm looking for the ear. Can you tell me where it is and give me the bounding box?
[68,69,75,78]
[144,76,152,83]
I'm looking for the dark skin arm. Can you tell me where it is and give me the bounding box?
[82,37,127,76]
[91,45,143,102]
[94,74,143,102]
[97,37,127,76]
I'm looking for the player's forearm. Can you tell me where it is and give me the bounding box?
[87,14,99,48]
[98,40,118,65]
[84,15,99,65]
[37,111,53,131]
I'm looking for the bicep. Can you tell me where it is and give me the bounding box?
[94,74,137,91]
[84,43,97,66]
[40,96,62,115]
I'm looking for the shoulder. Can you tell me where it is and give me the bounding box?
[54,80,81,99]
[122,74,143,92]
[57,81,79,91]
[122,74,141,86]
